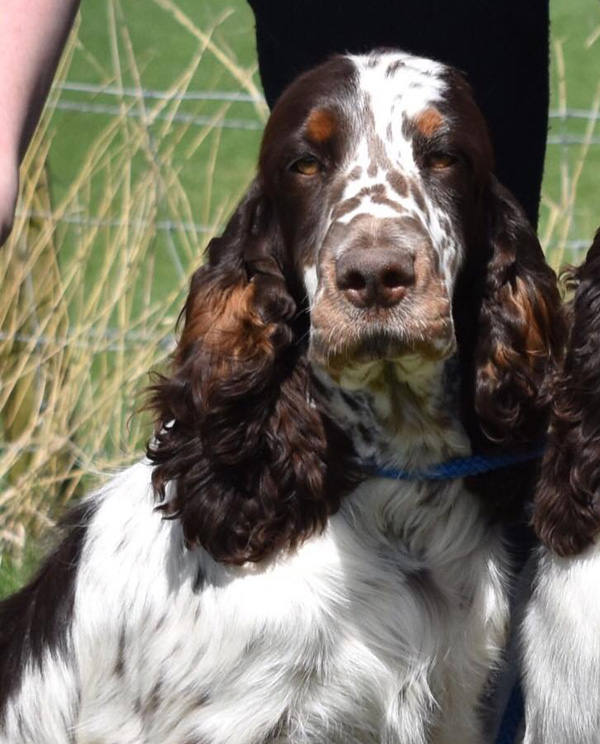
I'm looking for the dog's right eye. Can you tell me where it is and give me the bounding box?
[424,152,458,170]
[290,156,322,176]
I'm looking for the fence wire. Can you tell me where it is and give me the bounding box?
[5,83,600,357]
[30,81,600,242]
[14,81,599,355]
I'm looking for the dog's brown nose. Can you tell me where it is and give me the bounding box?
[336,248,415,308]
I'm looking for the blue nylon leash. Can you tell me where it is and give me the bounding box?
[370,446,545,481]
[371,447,541,744]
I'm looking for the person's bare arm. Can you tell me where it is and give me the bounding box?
[0,0,80,244]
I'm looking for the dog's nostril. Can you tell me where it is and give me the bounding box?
[382,269,406,289]
[335,248,414,309]
[342,270,367,292]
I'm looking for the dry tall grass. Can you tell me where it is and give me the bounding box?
[540,39,600,268]
[0,2,266,556]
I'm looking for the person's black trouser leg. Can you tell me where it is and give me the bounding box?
[248,0,549,228]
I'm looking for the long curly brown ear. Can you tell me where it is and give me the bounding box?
[454,178,566,521]
[533,230,600,556]
[472,177,565,446]
[146,181,353,565]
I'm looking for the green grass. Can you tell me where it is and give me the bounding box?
[47,0,262,222]
[542,0,600,264]
[42,0,263,329]
[0,544,42,598]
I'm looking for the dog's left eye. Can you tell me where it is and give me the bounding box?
[290,156,322,176]
[425,152,457,170]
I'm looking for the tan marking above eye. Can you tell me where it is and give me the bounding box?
[414,107,444,137]
[425,152,457,170]
[291,156,322,176]
[306,108,337,143]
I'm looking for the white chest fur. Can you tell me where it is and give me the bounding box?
[523,546,600,744]
[44,463,508,744]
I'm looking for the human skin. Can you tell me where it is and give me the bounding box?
[0,0,80,245]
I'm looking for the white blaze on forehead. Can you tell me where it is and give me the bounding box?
[353,52,446,113]
[347,52,447,172]
[332,52,449,228]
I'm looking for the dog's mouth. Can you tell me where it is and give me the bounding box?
[308,268,456,377]
[306,224,459,377]
[309,316,456,378]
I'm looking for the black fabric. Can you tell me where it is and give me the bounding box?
[248,0,549,227]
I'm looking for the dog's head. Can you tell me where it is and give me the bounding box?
[149,51,564,564]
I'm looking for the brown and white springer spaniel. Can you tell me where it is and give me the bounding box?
[0,51,563,744]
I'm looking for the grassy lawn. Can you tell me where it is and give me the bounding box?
[48,0,262,226]
[0,0,599,596]
[543,0,600,263]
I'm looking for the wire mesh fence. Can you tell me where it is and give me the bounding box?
[46,80,600,141]
[30,80,600,262]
